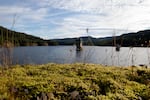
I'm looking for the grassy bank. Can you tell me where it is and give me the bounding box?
[0,63,150,100]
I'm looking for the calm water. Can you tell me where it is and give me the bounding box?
[0,46,150,66]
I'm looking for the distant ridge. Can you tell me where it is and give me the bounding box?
[52,30,150,47]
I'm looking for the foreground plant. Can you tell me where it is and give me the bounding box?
[0,63,149,100]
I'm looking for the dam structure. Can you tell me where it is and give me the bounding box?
[76,38,83,51]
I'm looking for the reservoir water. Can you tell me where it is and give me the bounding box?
[0,46,150,66]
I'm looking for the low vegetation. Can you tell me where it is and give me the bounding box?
[0,63,150,100]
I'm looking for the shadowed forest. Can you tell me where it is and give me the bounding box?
[0,26,150,47]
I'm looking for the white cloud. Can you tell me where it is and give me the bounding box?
[0,5,50,31]
[0,5,49,22]
[1,0,150,39]
[0,6,26,14]
[47,0,148,14]
[45,0,150,38]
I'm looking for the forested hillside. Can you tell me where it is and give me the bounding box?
[1,26,150,47]
[0,26,57,46]
[52,30,150,47]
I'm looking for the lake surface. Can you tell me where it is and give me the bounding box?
[0,46,150,66]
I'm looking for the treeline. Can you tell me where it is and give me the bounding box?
[96,30,150,47]
[1,25,150,47]
[119,30,150,47]
[53,30,150,47]
[0,26,57,46]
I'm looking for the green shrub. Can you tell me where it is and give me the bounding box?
[0,63,149,99]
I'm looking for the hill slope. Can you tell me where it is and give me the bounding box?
[52,30,150,47]
[1,25,150,47]
[0,26,57,46]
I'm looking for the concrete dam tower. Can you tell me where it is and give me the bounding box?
[76,38,83,51]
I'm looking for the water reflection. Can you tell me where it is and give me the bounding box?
[75,50,83,62]
[0,46,149,67]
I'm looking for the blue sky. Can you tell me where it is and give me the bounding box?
[0,0,150,39]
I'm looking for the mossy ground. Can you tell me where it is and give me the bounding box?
[0,63,150,100]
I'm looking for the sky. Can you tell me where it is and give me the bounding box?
[0,0,150,39]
